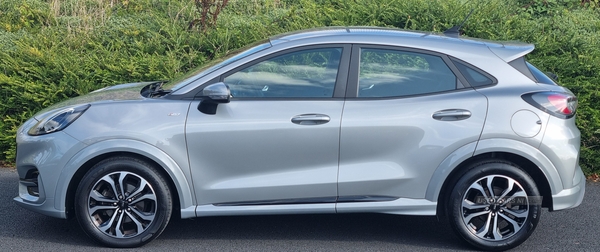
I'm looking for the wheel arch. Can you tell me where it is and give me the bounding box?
[56,139,196,219]
[429,139,560,217]
[435,152,553,218]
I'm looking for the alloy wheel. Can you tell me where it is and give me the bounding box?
[461,174,529,241]
[87,171,157,238]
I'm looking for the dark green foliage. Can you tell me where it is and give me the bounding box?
[1,0,599,176]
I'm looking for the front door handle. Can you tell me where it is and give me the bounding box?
[291,114,331,125]
[432,109,472,121]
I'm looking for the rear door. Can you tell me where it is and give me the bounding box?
[337,45,489,202]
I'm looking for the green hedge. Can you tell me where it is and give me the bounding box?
[1,0,599,175]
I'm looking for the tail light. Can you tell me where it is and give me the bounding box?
[522,92,577,119]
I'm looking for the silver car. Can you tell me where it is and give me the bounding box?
[14,27,584,250]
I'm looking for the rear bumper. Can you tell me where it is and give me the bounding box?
[551,166,585,211]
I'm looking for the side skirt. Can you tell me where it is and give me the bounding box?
[336,198,437,216]
[192,198,437,217]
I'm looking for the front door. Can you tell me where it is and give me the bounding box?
[186,46,349,206]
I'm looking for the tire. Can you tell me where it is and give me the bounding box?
[447,160,541,251]
[74,156,172,248]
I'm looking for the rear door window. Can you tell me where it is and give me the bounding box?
[357,48,457,97]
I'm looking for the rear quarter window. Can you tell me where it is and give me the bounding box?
[508,57,557,85]
[526,62,558,85]
[451,59,496,87]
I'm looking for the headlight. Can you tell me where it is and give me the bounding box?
[28,104,90,136]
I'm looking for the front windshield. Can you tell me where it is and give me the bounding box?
[163,39,272,91]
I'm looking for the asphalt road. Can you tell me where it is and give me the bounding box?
[1,167,598,251]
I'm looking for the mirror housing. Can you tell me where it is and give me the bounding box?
[198,82,231,115]
[201,82,231,103]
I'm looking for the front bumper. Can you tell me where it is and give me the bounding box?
[13,117,85,219]
[13,196,66,219]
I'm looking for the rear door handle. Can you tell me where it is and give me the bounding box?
[291,114,331,125]
[432,109,472,121]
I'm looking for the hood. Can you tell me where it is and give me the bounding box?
[34,81,157,120]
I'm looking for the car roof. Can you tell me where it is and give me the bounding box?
[269,27,534,62]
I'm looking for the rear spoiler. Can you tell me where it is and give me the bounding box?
[486,43,535,62]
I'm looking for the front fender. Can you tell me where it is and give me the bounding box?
[54,139,196,218]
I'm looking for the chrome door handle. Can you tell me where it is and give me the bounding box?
[432,109,472,121]
[291,114,331,125]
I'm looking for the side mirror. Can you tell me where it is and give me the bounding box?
[198,82,231,115]
[201,82,231,103]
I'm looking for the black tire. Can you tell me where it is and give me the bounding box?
[74,156,172,248]
[447,160,541,251]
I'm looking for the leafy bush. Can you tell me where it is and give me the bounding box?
[1,0,599,176]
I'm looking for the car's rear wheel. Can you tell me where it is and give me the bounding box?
[75,156,172,247]
[447,160,541,251]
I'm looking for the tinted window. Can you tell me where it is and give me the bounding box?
[164,41,271,91]
[508,56,536,82]
[453,60,495,87]
[526,62,558,85]
[358,49,457,97]
[224,48,342,98]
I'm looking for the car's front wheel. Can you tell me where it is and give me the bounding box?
[447,160,541,251]
[75,156,172,247]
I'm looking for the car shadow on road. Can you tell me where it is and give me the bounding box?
[4,213,471,250]
[157,213,469,250]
